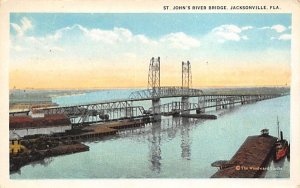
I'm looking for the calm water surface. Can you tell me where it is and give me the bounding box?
[11,90,290,178]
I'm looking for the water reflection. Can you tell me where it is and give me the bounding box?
[272,157,286,178]
[260,153,289,178]
[148,120,162,173]
[164,117,180,140]
[147,117,197,172]
[181,118,192,160]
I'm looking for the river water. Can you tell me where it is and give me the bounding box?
[10,90,290,179]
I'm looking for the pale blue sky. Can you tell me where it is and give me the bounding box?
[10,13,291,60]
[9,13,291,88]
[10,13,291,37]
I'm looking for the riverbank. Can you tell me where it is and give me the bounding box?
[9,89,97,111]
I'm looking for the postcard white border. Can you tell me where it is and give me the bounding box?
[0,0,300,187]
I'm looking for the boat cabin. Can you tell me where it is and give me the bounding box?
[261,129,269,136]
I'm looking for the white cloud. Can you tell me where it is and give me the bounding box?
[136,35,148,43]
[260,25,287,33]
[160,32,200,50]
[259,26,269,30]
[81,27,125,44]
[241,26,253,31]
[241,36,248,40]
[10,17,33,37]
[271,25,286,33]
[211,24,249,42]
[20,17,32,31]
[46,24,154,48]
[278,34,291,41]
[11,22,290,63]
[213,25,242,33]
[11,24,202,61]
[47,25,199,50]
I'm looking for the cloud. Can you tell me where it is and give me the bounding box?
[10,22,291,64]
[11,24,202,61]
[80,26,130,44]
[241,36,248,40]
[10,17,33,37]
[42,24,199,51]
[45,24,157,48]
[260,24,287,33]
[271,25,286,33]
[241,26,253,31]
[160,32,200,50]
[278,34,291,41]
[211,24,249,42]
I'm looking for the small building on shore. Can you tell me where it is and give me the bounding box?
[28,108,45,118]
[9,114,72,140]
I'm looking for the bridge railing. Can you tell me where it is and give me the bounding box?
[148,101,200,114]
[129,86,204,100]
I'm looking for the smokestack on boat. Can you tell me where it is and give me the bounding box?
[280,131,283,141]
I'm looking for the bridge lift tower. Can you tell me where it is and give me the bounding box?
[182,61,192,89]
[148,57,161,119]
[182,61,192,114]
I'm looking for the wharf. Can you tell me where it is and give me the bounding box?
[10,120,145,172]
[211,134,277,178]
[65,119,146,140]
[102,120,145,129]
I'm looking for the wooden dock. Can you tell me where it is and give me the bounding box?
[65,120,145,140]
[211,133,277,178]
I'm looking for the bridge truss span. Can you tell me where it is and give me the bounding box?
[129,86,204,100]
[34,100,146,125]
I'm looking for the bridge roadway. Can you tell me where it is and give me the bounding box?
[10,87,202,114]
[9,87,286,124]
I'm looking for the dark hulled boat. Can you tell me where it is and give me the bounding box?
[274,117,289,161]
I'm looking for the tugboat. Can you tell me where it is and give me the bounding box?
[274,117,289,161]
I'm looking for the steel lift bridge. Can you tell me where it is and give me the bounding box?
[9,57,284,125]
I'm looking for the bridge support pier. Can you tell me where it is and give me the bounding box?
[181,96,190,115]
[216,98,221,110]
[197,96,206,113]
[152,98,161,121]
[229,97,235,108]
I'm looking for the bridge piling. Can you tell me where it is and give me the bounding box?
[216,98,221,110]
[197,96,206,113]
[152,98,161,121]
[181,96,190,115]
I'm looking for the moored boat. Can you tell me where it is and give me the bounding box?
[274,117,288,161]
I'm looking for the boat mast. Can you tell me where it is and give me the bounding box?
[277,116,280,140]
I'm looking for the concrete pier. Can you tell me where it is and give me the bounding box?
[152,98,161,121]
[181,96,190,115]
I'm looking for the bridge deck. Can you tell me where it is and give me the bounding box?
[9,93,284,114]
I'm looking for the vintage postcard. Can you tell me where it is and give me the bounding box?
[0,0,300,187]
